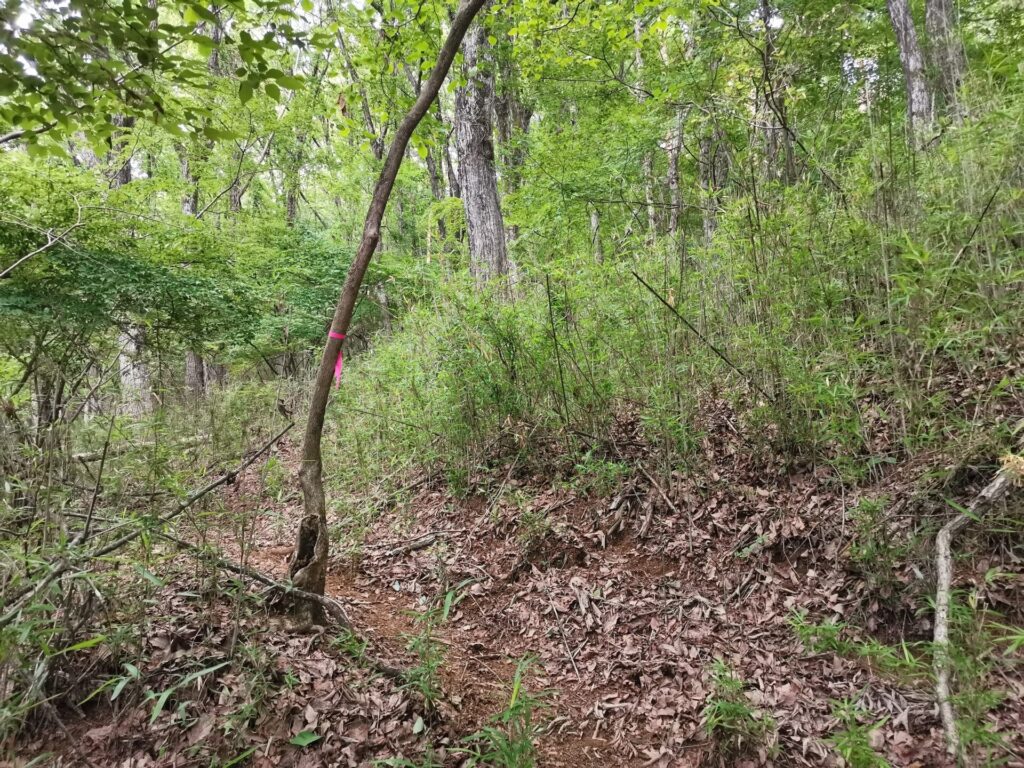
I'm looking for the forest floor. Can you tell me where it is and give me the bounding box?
[27,406,1024,768]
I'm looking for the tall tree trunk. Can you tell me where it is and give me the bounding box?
[634,18,656,239]
[109,118,154,417]
[285,181,300,227]
[438,96,461,198]
[404,64,449,241]
[590,206,603,263]
[204,359,227,388]
[699,122,729,246]
[119,329,153,418]
[287,0,488,624]
[178,145,200,215]
[757,0,796,183]
[494,36,532,211]
[887,0,935,145]
[925,0,967,116]
[454,8,512,293]
[110,115,135,188]
[666,109,688,273]
[185,350,206,399]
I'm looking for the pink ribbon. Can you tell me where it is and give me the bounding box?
[329,331,345,387]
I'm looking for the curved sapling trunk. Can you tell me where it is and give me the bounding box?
[286,0,489,624]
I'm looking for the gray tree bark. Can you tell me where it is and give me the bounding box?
[887,0,935,144]
[757,0,796,183]
[454,10,512,293]
[590,206,603,264]
[119,329,153,418]
[699,123,729,246]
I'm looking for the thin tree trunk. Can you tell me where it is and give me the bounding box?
[287,0,488,623]
[454,7,512,293]
[438,97,461,198]
[758,0,797,183]
[590,206,603,264]
[110,115,135,188]
[634,17,656,239]
[887,0,935,145]
[204,360,227,388]
[109,118,154,417]
[699,122,729,246]
[925,0,967,117]
[404,63,449,240]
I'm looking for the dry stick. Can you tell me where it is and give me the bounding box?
[547,596,582,681]
[934,470,1014,758]
[545,273,571,429]
[71,415,117,547]
[91,424,292,558]
[632,271,775,403]
[0,219,86,279]
[72,433,210,462]
[637,463,691,551]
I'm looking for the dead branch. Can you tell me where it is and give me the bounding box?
[72,433,210,462]
[373,529,466,557]
[934,469,1015,758]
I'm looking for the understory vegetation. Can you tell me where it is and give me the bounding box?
[1,0,1023,766]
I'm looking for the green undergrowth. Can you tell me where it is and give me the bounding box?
[791,596,1024,765]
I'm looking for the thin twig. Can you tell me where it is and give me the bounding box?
[71,415,116,547]
[632,271,774,402]
[547,596,581,681]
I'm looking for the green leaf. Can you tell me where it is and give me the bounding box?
[150,687,174,723]
[301,0,314,10]
[58,634,107,655]
[133,564,165,587]
[289,730,320,747]
[202,126,243,141]
[239,80,254,105]
[223,749,257,768]
[277,75,304,90]
[265,82,281,101]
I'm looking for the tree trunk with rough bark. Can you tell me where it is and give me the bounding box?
[185,350,206,399]
[758,0,797,183]
[454,8,513,293]
[634,18,656,239]
[887,0,935,145]
[286,0,488,625]
[119,329,153,418]
[590,207,603,263]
